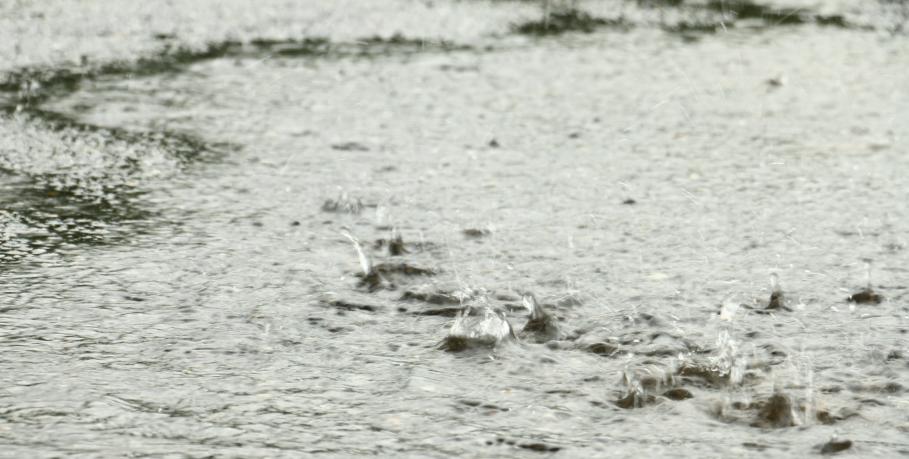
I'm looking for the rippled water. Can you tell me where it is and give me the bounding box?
[2,1,908,457]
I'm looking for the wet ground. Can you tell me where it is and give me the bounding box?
[1,0,908,457]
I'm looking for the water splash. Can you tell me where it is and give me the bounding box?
[440,297,517,352]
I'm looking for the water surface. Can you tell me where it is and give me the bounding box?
[2,1,908,457]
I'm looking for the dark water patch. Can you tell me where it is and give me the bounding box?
[663,387,694,400]
[848,288,883,304]
[815,407,859,425]
[847,381,903,394]
[579,327,701,359]
[517,442,561,453]
[439,334,501,352]
[758,343,788,362]
[635,0,686,6]
[819,438,853,455]
[676,357,764,389]
[677,360,752,388]
[343,234,436,291]
[764,274,788,311]
[751,392,799,428]
[613,390,658,409]
[519,294,562,343]
[0,186,148,253]
[357,263,437,292]
[613,384,692,408]
[661,20,723,41]
[703,0,812,25]
[0,41,248,106]
[374,235,440,256]
[486,436,558,452]
[0,406,77,424]
[717,392,857,429]
[463,227,492,238]
[251,34,469,58]
[582,342,621,356]
[742,441,769,451]
[0,111,219,264]
[700,1,853,29]
[400,288,460,306]
[858,398,887,406]
[456,399,510,413]
[613,365,686,409]
[412,306,464,317]
[331,141,370,152]
[713,393,797,428]
[653,0,869,38]
[2,108,218,166]
[0,35,471,107]
[321,298,380,313]
[373,234,412,256]
[322,193,365,214]
[374,263,437,278]
[513,9,630,36]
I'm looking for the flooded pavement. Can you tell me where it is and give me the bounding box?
[2,0,908,457]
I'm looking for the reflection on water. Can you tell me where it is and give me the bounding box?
[1,0,908,457]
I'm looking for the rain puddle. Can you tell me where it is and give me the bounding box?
[1,0,908,457]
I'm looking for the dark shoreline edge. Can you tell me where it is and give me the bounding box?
[0,35,471,109]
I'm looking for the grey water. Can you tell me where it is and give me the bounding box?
[1,1,908,457]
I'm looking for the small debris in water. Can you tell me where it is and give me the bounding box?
[622,198,636,205]
[488,138,500,148]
